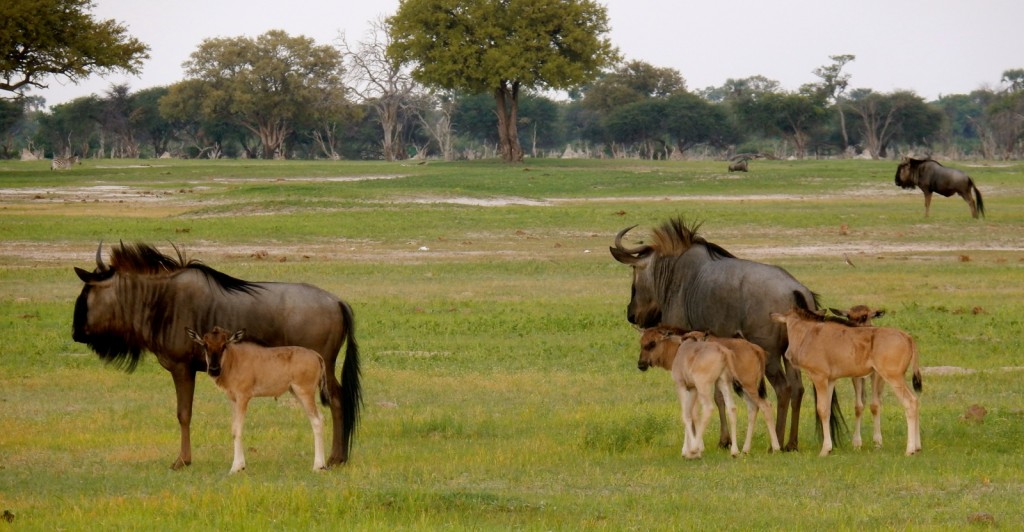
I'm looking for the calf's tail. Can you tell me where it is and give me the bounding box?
[911,341,923,393]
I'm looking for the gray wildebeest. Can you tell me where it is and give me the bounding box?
[772,295,922,456]
[73,242,361,469]
[894,157,984,218]
[187,327,328,474]
[610,217,838,451]
[728,159,748,172]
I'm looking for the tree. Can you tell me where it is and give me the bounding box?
[663,92,735,154]
[131,86,174,157]
[812,54,855,150]
[36,95,102,156]
[1,0,149,94]
[339,17,420,161]
[582,60,686,113]
[388,0,618,162]
[846,89,941,158]
[164,30,344,159]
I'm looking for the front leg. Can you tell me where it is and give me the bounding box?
[230,396,251,474]
[169,367,197,470]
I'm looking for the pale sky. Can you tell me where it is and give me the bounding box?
[30,0,1024,108]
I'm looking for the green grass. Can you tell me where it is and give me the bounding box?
[2,158,1023,529]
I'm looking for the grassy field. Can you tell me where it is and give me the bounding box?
[2,157,1023,529]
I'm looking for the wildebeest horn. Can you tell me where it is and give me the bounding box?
[613,225,648,255]
[95,241,109,272]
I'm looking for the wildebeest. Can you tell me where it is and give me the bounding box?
[638,327,739,459]
[187,327,328,473]
[728,159,748,172]
[827,305,886,450]
[682,330,781,453]
[894,157,984,218]
[611,217,832,451]
[73,242,361,469]
[771,297,922,456]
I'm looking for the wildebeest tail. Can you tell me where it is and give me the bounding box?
[971,179,985,218]
[757,377,767,399]
[338,301,362,459]
[911,341,923,393]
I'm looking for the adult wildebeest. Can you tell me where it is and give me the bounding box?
[611,217,834,451]
[728,159,748,172]
[73,242,361,469]
[894,157,984,218]
[187,327,328,474]
[771,296,922,456]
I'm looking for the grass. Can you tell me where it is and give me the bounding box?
[1,157,1023,529]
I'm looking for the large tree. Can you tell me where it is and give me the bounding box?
[1,0,148,94]
[163,30,344,159]
[387,0,618,162]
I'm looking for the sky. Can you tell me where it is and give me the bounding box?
[30,0,1024,108]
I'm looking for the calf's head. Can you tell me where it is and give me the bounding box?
[637,327,683,371]
[186,326,245,377]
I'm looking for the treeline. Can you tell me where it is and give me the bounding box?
[3,44,1022,161]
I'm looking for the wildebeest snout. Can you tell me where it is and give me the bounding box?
[637,360,650,371]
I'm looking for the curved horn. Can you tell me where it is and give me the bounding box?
[613,225,647,255]
[95,241,109,272]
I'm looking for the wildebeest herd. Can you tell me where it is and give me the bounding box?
[71,159,982,471]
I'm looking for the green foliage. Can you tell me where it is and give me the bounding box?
[0,0,149,93]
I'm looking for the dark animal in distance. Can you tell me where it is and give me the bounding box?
[187,326,328,474]
[894,157,984,218]
[73,242,361,469]
[772,296,922,456]
[610,217,838,451]
[728,159,748,172]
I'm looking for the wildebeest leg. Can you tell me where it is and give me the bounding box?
[322,357,345,466]
[713,387,731,448]
[784,363,804,451]
[879,373,920,455]
[958,189,978,218]
[754,392,781,452]
[923,190,933,217]
[677,386,698,458]
[169,367,197,470]
[852,377,865,449]
[292,385,326,471]
[230,396,250,473]
[716,376,740,457]
[764,355,794,451]
[870,372,884,448]
[812,376,836,457]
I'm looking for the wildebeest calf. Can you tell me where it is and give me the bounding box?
[827,305,887,449]
[187,326,328,473]
[639,327,740,459]
[771,304,922,456]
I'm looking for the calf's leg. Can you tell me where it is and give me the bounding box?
[293,385,327,471]
[230,396,250,474]
[715,376,739,457]
[811,376,836,457]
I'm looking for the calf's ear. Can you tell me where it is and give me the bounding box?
[229,329,246,344]
[873,310,886,319]
[185,327,203,344]
[769,312,785,323]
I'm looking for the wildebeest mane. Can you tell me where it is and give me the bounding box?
[650,218,736,260]
[110,242,261,295]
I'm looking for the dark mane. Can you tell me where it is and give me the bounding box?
[650,217,736,260]
[110,242,261,295]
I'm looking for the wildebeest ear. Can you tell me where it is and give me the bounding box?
[874,310,886,319]
[75,266,114,283]
[74,267,93,282]
[828,307,848,318]
[185,327,203,345]
[229,329,246,344]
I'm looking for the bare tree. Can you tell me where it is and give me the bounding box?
[338,17,420,161]
[412,90,455,161]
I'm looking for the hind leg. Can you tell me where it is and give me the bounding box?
[852,376,866,449]
[715,376,739,457]
[959,190,978,218]
[293,385,327,471]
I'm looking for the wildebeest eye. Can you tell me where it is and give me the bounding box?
[643,341,656,351]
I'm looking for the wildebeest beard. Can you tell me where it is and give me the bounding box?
[73,282,144,372]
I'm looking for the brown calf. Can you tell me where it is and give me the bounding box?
[639,327,739,459]
[679,330,781,453]
[186,326,328,473]
[827,305,885,449]
[771,307,922,456]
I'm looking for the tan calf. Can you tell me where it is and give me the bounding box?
[828,305,886,449]
[187,326,328,473]
[771,307,922,456]
[684,331,781,453]
[639,327,739,459]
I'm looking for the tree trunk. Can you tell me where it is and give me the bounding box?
[494,80,524,163]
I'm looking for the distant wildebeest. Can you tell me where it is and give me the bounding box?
[772,295,922,456]
[894,157,985,218]
[728,159,748,172]
[187,327,328,473]
[611,217,837,451]
[73,242,361,469]
[668,329,781,453]
[638,327,740,459]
